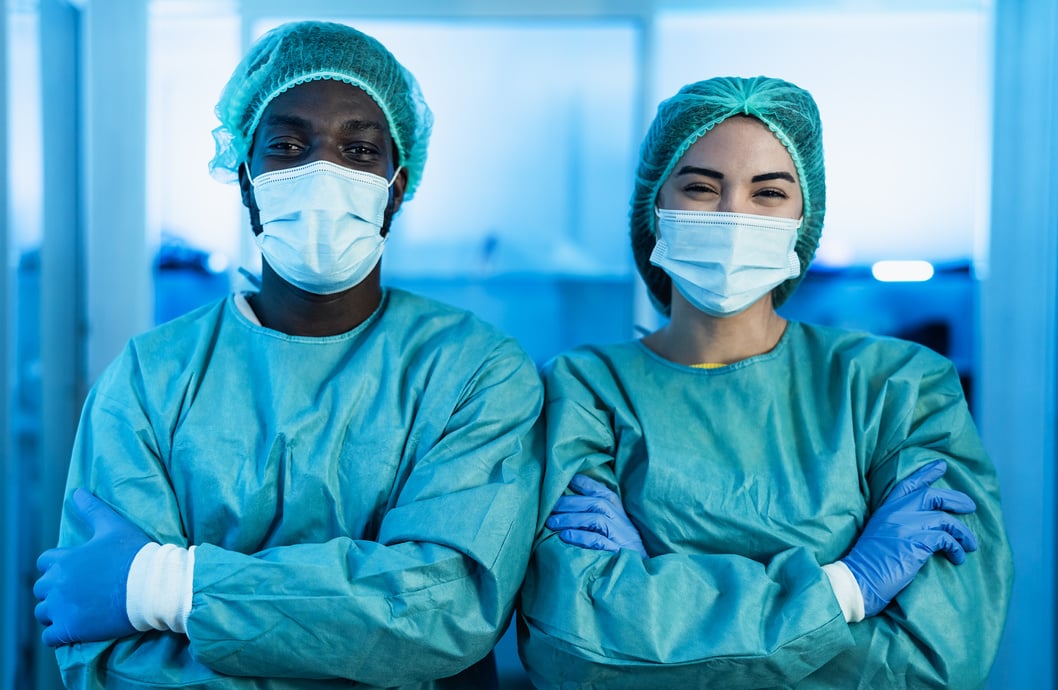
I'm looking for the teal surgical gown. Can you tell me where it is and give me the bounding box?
[55,288,544,689]
[518,321,1012,689]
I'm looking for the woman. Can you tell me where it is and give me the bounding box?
[517,76,1012,689]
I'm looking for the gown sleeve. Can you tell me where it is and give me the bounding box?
[518,348,1011,690]
[801,357,1012,688]
[56,338,545,689]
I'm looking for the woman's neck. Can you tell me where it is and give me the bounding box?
[642,294,788,366]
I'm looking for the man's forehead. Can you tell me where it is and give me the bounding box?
[265,80,386,119]
[254,81,390,139]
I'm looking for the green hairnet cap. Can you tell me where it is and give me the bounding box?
[631,76,825,314]
[209,21,433,200]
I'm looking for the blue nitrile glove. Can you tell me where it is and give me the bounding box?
[545,474,648,558]
[841,460,979,617]
[33,489,152,647]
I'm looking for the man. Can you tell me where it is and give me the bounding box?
[33,21,543,689]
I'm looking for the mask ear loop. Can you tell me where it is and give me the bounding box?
[383,166,404,218]
[239,161,267,239]
[238,160,264,288]
[243,161,260,189]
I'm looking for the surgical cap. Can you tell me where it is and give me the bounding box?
[631,76,825,314]
[209,21,433,200]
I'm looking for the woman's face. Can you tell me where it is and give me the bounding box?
[656,115,803,219]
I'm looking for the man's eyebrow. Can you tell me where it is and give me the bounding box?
[338,119,386,135]
[257,115,386,135]
[751,171,797,183]
[259,113,311,130]
[676,165,723,180]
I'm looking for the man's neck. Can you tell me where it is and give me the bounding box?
[248,265,383,337]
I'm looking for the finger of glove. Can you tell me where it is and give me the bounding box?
[917,529,971,565]
[70,488,126,537]
[918,487,977,514]
[889,460,947,500]
[551,494,618,519]
[937,513,980,554]
[41,621,74,648]
[547,511,618,537]
[41,626,62,648]
[32,570,57,601]
[617,534,648,558]
[33,599,52,627]
[36,547,64,575]
[556,528,622,554]
[568,474,621,503]
[902,509,979,555]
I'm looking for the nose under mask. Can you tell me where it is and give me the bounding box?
[249,160,401,294]
[650,209,802,317]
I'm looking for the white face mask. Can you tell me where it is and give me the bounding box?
[250,160,400,295]
[650,209,802,317]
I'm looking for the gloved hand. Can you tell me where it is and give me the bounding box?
[545,474,648,558]
[33,489,152,647]
[842,460,978,617]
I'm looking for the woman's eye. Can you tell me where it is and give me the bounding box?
[756,188,788,199]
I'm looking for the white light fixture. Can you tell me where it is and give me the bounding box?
[207,252,230,275]
[870,260,935,282]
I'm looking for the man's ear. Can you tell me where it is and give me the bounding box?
[381,167,408,239]
[238,163,263,235]
[388,166,408,216]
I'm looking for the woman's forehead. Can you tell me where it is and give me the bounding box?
[689,118,792,164]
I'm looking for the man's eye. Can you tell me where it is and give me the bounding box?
[345,145,379,157]
[266,141,303,154]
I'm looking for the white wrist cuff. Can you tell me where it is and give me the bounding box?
[126,543,195,634]
[822,561,865,624]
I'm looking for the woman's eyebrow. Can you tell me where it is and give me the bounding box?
[675,167,796,183]
[676,165,723,179]
[751,171,796,183]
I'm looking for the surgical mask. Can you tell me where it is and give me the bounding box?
[250,160,400,295]
[650,209,802,317]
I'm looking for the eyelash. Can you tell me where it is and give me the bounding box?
[344,145,379,156]
[681,184,788,200]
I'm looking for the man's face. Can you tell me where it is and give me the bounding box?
[239,79,407,233]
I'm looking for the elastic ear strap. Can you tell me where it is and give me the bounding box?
[243,161,257,188]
